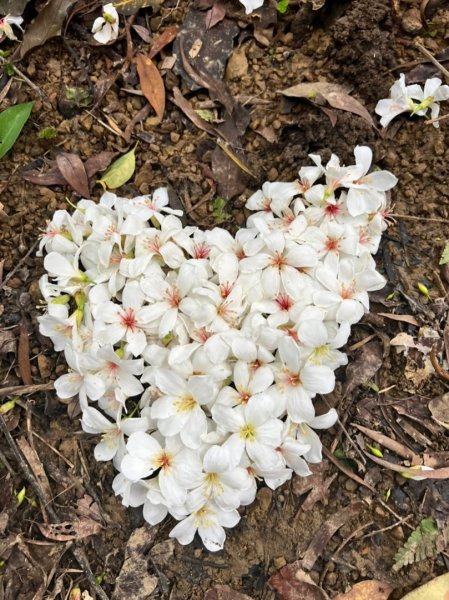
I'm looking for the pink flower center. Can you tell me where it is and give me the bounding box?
[325,238,339,253]
[120,308,137,332]
[275,293,293,311]
[270,251,286,269]
[220,282,232,299]
[324,203,340,217]
[165,287,181,308]
[193,242,210,259]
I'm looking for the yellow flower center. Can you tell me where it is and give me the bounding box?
[240,423,256,442]
[174,394,197,413]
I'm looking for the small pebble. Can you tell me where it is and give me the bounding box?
[170,132,180,143]
[401,8,423,34]
[272,556,286,570]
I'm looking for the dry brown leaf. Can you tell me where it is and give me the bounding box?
[268,561,327,600]
[17,437,52,501]
[334,580,394,600]
[21,165,66,186]
[56,153,90,198]
[84,151,118,179]
[429,393,449,428]
[112,0,160,15]
[149,26,178,59]
[378,312,419,326]
[280,81,374,127]
[20,0,76,58]
[205,3,226,29]
[38,518,102,542]
[0,329,16,356]
[18,321,32,385]
[76,495,102,522]
[132,24,152,43]
[135,54,165,122]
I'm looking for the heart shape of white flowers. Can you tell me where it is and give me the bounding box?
[38,146,397,552]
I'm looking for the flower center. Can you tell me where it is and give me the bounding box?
[120,308,137,331]
[275,293,293,311]
[240,423,256,441]
[153,450,173,471]
[325,238,339,253]
[270,252,286,269]
[324,203,340,217]
[339,283,354,300]
[174,394,197,412]
[193,242,210,259]
[165,286,181,308]
[238,389,251,404]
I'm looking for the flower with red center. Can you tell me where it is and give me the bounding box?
[194,242,210,259]
[275,293,294,311]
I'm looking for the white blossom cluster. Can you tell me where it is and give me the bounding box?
[38,146,397,551]
[375,74,449,129]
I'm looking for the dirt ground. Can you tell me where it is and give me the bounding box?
[1,0,449,598]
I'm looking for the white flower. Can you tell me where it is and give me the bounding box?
[291,409,338,463]
[169,501,240,552]
[120,432,202,507]
[274,337,335,422]
[151,370,216,448]
[0,14,23,40]
[212,397,283,471]
[92,3,119,44]
[375,74,449,128]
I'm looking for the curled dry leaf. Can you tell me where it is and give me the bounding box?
[268,560,327,600]
[429,393,449,428]
[17,437,52,501]
[334,580,394,600]
[56,153,90,198]
[343,341,383,396]
[205,3,226,29]
[135,54,165,122]
[280,81,374,127]
[18,321,32,385]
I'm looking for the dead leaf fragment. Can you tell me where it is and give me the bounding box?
[20,0,77,58]
[135,54,165,121]
[56,153,90,198]
[18,321,32,385]
[112,526,158,600]
[17,437,52,502]
[280,81,374,127]
[268,561,326,600]
[334,580,394,600]
[205,3,226,29]
[343,341,383,396]
[38,518,102,541]
[149,26,178,59]
[429,393,449,428]
[113,0,160,15]
[225,46,249,81]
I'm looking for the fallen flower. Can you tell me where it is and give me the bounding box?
[0,14,24,41]
[92,3,119,45]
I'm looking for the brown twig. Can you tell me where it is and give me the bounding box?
[430,346,449,382]
[0,382,54,397]
[359,515,412,540]
[414,42,449,81]
[352,423,418,461]
[0,56,49,101]
[0,240,39,291]
[389,213,449,223]
[322,447,375,492]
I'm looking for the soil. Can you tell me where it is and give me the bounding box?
[1,0,449,599]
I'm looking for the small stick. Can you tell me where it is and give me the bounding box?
[0,382,54,397]
[0,56,49,101]
[71,547,110,600]
[0,239,39,290]
[389,213,449,223]
[352,422,418,461]
[426,112,449,125]
[414,42,449,81]
[322,447,375,492]
[430,346,449,382]
[359,515,412,540]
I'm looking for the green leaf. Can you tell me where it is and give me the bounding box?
[0,102,34,159]
[440,241,449,265]
[276,0,289,13]
[97,146,137,190]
